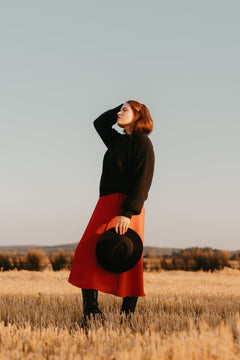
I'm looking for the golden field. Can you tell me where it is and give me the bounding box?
[0,269,240,359]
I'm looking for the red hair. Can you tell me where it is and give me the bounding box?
[126,100,154,135]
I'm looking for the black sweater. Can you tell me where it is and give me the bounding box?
[94,104,155,219]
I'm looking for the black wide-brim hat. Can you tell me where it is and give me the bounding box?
[95,227,143,273]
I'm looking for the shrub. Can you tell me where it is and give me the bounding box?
[49,250,67,271]
[143,257,162,272]
[0,253,12,271]
[25,250,48,271]
[49,250,74,271]
[160,257,174,270]
[11,253,26,270]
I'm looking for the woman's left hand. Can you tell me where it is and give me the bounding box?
[115,216,130,235]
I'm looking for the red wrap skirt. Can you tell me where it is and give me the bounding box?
[68,193,145,297]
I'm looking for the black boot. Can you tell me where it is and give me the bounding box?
[79,289,104,329]
[120,296,138,322]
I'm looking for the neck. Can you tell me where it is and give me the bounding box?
[124,124,133,135]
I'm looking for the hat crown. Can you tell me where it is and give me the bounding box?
[95,227,143,273]
[110,236,134,265]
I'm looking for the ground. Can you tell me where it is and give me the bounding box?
[0,269,240,359]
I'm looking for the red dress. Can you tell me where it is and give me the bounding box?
[68,193,145,297]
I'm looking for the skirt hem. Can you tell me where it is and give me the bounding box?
[68,278,146,298]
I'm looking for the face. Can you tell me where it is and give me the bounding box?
[117,103,134,133]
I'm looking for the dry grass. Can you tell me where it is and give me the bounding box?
[0,269,240,359]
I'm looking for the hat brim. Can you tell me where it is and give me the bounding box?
[95,227,143,273]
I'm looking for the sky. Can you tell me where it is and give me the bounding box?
[0,0,239,250]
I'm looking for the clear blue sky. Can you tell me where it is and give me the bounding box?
[1,1,239,250]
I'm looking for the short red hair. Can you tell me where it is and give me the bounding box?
[126,100,154,135]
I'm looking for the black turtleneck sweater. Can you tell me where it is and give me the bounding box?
[94,104,155,219]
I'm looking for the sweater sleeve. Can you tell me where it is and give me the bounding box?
[93,104,123,148]
[121,135,155,219]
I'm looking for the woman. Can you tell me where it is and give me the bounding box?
[68,100,155,327]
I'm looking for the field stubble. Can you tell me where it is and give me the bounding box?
[0,269,240,359]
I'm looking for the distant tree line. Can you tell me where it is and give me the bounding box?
[0,250,74,271]
[143,247,234,272]
[0,247,238,272]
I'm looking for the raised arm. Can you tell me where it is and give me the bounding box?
[93,104,123,148]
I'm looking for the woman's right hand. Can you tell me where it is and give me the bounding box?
[115,216,130,235]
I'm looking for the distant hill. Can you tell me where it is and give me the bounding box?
[143,247,181,256]
[0,244,238,257]
[0,243,78,255]
[0,243,181,256]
